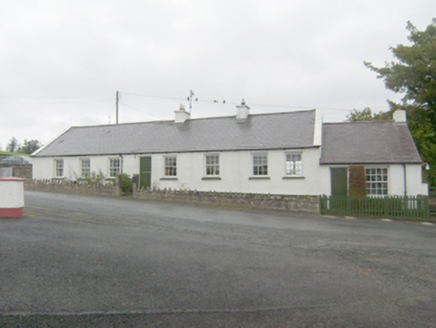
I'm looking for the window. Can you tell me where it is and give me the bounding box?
[164,156,177,176]
[286,153,302,176]
[81,158,91,177]
[205,154,220,176]
[109,158,120,177]
[253,153,268,176]
[365,168,388,195]
[54,159,64,177]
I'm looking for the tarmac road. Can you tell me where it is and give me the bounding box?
[1,191,435,327]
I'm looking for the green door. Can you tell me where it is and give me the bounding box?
[140,157,152,189]
[331,168,348,196]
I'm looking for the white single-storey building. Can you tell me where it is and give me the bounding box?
[31,103,428,197]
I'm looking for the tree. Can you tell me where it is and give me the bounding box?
[364,19,436,190]
[364,19,436,125]
[6,137,20,153]
[17,139,42,154]
[345,107,391,122]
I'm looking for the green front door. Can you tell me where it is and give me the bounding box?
[331,168,348,196]
[140,157,152,189]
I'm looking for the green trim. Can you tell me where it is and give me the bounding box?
[320,195,429,221]
[52,177,65,181]
[248,176,270,180]
[160,177,178,180]
[202,177,222,180]
[283,176,305,179]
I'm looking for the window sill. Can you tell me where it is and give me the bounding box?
[283,176,305,179]
[160,177,178,180]
[202,177,221,180]
[249,176,270,180]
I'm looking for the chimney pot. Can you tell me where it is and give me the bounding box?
[236,99,250,122]
[393,109,407,124]
[174,105,190,124]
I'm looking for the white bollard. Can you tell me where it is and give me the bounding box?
[0,177,25,218]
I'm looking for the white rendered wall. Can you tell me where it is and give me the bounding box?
[406,164,428,196]
[322,164,427,197]
[32,157,54,180]
[0,179,25,208]
[32,152,427,196]
[389,165,406,196]
[389,164,428,196]
[33,148,326,195]
[151,148,324,195]
[33,155,140,181]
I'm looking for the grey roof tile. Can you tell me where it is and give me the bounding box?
[34,110,317,157]
[320,121,422,164]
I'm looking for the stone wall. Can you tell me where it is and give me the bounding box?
[0,164,32,179]
[25,180,120,197]
[133,187,320,214]
[24,180,320,214]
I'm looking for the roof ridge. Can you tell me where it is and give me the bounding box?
[324,120,393,125]
[69,109,317,129]
[33,110,317,157]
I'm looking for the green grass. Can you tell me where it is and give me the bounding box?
[0,151,30,157]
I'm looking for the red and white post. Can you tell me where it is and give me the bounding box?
[0,177,25,218]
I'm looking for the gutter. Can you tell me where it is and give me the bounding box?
[319,161,423,165]
[32,145,322,158]
[403,164,407,196]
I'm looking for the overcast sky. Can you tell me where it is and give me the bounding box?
[1,1,435,150]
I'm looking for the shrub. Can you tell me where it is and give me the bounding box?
[121,174,133,194]
[349,165,366,196]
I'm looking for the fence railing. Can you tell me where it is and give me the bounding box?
[320,195,429,221]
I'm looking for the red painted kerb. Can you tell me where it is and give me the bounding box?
[0,207,23,218]
[0,177,25,182]
[0,177,25,218]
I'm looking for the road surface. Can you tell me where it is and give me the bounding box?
[1,191,435,326]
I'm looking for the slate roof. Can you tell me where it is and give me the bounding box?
[320,121,422,164]
[0,155,32,164]
[33,110,317,157]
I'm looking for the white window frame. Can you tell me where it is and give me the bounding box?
[164,155,177,177]
[109,158,120,177]
[80,158,91,178]
[252,153,268,176]
[205,154,220,177]
[54,159,64,178]
[365,167,388,196]
[285,152,303,176]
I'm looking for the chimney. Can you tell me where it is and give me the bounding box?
[236,99,250,122]
[174,104,190,124]
[393,108,407,124]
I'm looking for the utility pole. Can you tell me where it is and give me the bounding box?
[188,90,195,112]
[115,90,119,124]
